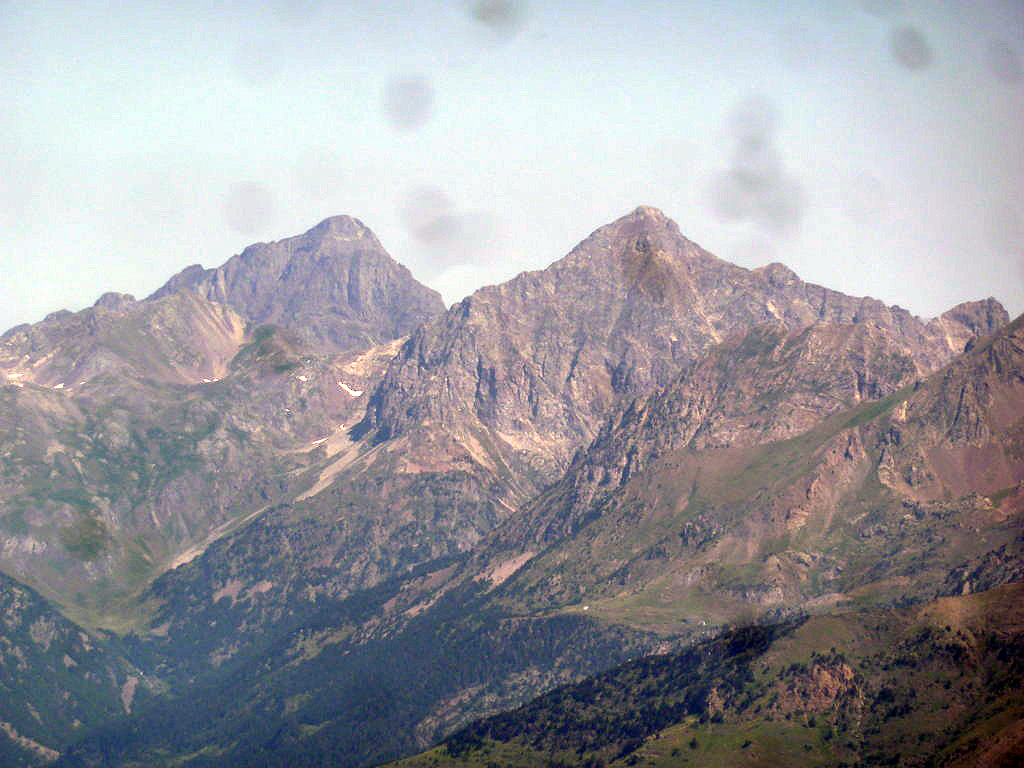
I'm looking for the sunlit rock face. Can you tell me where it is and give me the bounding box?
[150,214,446,354]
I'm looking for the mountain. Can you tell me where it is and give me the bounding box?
[84,304,1020,768]
[392,583,1024,768]
[0,217,440,627]
[117,208,1008,677]
[1,207,1019,768]
[358,206,1001,492]
[477,314,1024,630]
[149,215,445,353]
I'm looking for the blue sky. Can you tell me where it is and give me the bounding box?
[1,0,1022,333]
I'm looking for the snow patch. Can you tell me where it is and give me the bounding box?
[337,381,363,397]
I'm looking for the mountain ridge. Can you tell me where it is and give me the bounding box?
[0,206,1019,768]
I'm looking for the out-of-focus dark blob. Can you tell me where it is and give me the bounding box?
[400,187,493,269]
[985,38,1023,84]
[860,0,901,15]
[401,187,460,245]
[469,0,525,38]
[708,97,806,237]
[382,75,434,131]
[223,182,278,236]
[890,25,933,70]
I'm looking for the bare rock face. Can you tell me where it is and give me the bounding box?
[0,290,247,389]
[126,209,1012,682]
[149,215,445,353]
[0,216,444,621]
[358,207,1005,497]
[875,313,1024,501]
[504,320,925,547]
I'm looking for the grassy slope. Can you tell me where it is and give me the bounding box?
[392,583,1024,768]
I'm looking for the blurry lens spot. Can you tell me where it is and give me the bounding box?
[708,97,805,236]
[401,187,458,244]
[469,0,525,38]
[890,25,933,71]
[382,75,434,131]
[985,38,1023,84]
[223,182,278,236]
[400,187,494,269]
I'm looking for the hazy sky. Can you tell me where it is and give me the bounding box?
[1,0,1022,334]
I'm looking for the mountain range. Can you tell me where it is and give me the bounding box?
[0,207,1020,767]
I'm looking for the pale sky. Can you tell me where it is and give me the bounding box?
[1,0,1022,334]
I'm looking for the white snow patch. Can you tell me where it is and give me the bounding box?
[337,381,363,397]
[6,373,25,379]
[309,438,327,446]
[297,375,308,382]
[53,383,64,390]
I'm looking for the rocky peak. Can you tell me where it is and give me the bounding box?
[92,292,136,312]
[149,216,445,353]
[357,208,1006,495]
[305,214,379,242]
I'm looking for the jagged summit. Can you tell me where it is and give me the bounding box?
[92,292,136,311]
[304,213,379,242]
[148,215,444,353]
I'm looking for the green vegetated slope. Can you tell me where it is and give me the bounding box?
[392,583,1024,768]
[53,572,667,768]
[0,571,151,768]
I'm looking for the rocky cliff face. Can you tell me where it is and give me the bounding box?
[0,290,247,390]
[874,313,1024,502]
[494,320,925,550]
[479,314,1024,626]
[358,207,1004,496]
[150,215,445,353]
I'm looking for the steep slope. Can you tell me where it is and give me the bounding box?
[358,206,1003,492]
[149,215,445,353]
[130,208,1008,668]
[0,289,246,390]
[0,320,399,628]
[482,315,1024,630]
[0,216,439,626]
[27,208,1017,768]
[393,583,1024,768]
[0,572,149,768]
